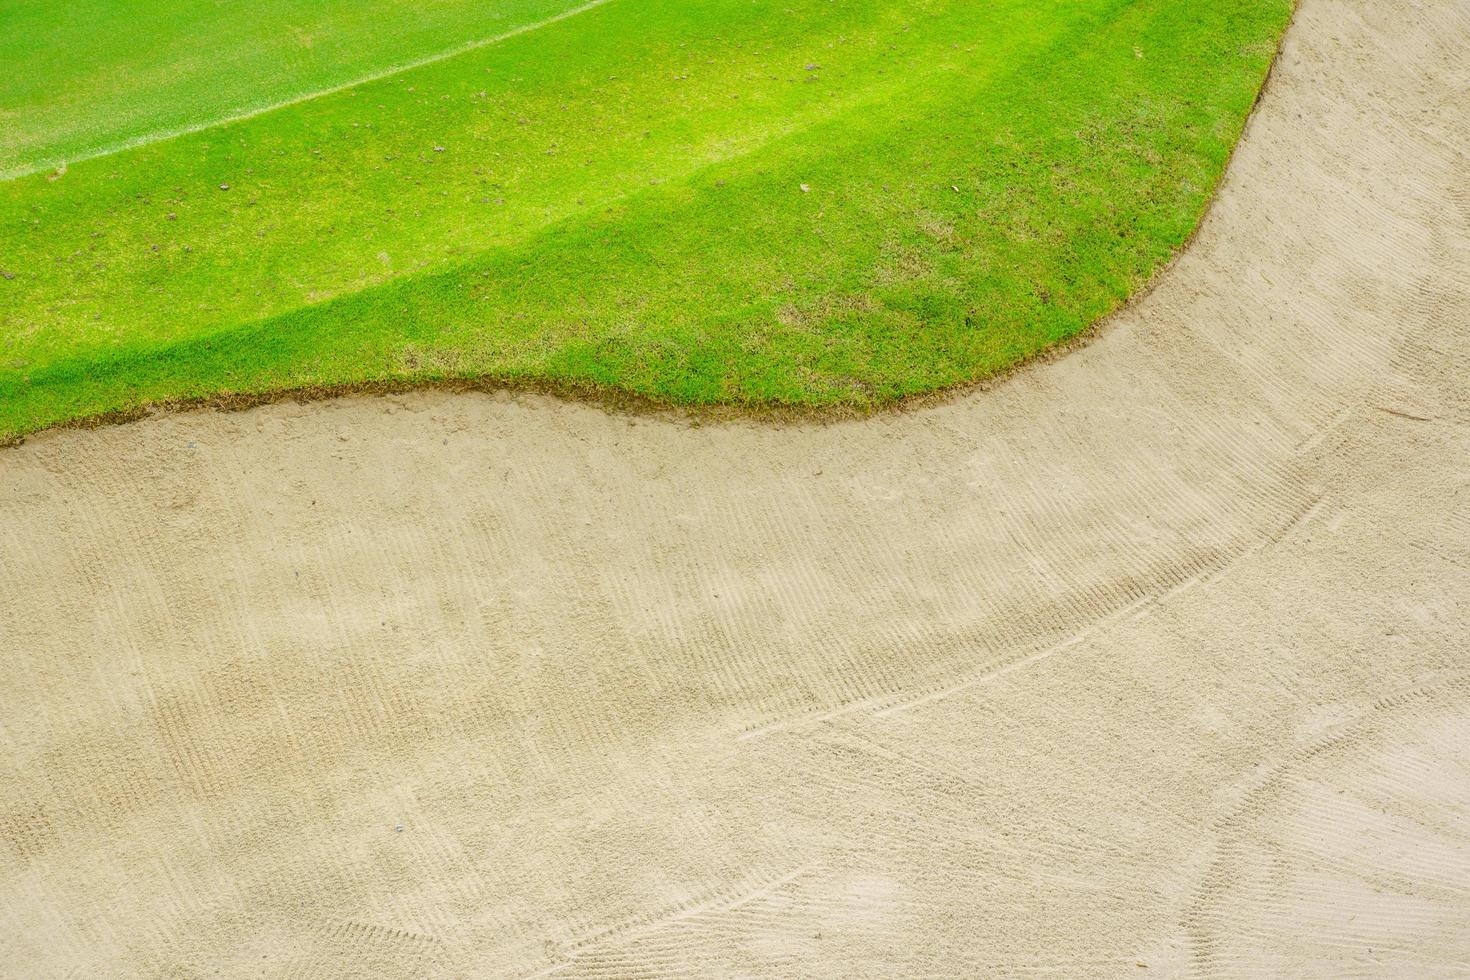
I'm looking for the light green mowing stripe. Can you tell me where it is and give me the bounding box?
[0,0,593,177]
[0,0,1292,440]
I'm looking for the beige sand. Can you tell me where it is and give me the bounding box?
[1,0,1467,974]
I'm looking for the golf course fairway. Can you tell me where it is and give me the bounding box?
[0,0,1290,440]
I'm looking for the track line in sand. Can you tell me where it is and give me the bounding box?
[0,0,1467,974]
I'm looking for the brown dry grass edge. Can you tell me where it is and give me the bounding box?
[0,5,1296,449]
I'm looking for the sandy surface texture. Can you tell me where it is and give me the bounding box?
[1,0,1467,975]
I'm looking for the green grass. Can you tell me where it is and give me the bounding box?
[0,0,590,177]
[0,0,1291,440]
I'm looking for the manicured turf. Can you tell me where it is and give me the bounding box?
[0,0,1291,440]
[0,0,588,178]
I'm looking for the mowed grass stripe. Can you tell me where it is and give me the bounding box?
[0,0,1292,439]
[0,0,593,176]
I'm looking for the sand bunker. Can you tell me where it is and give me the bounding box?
[1,0,1466,974]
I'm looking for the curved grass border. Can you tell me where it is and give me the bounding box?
[0,0,1296,447]
[0,46,1287,450]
